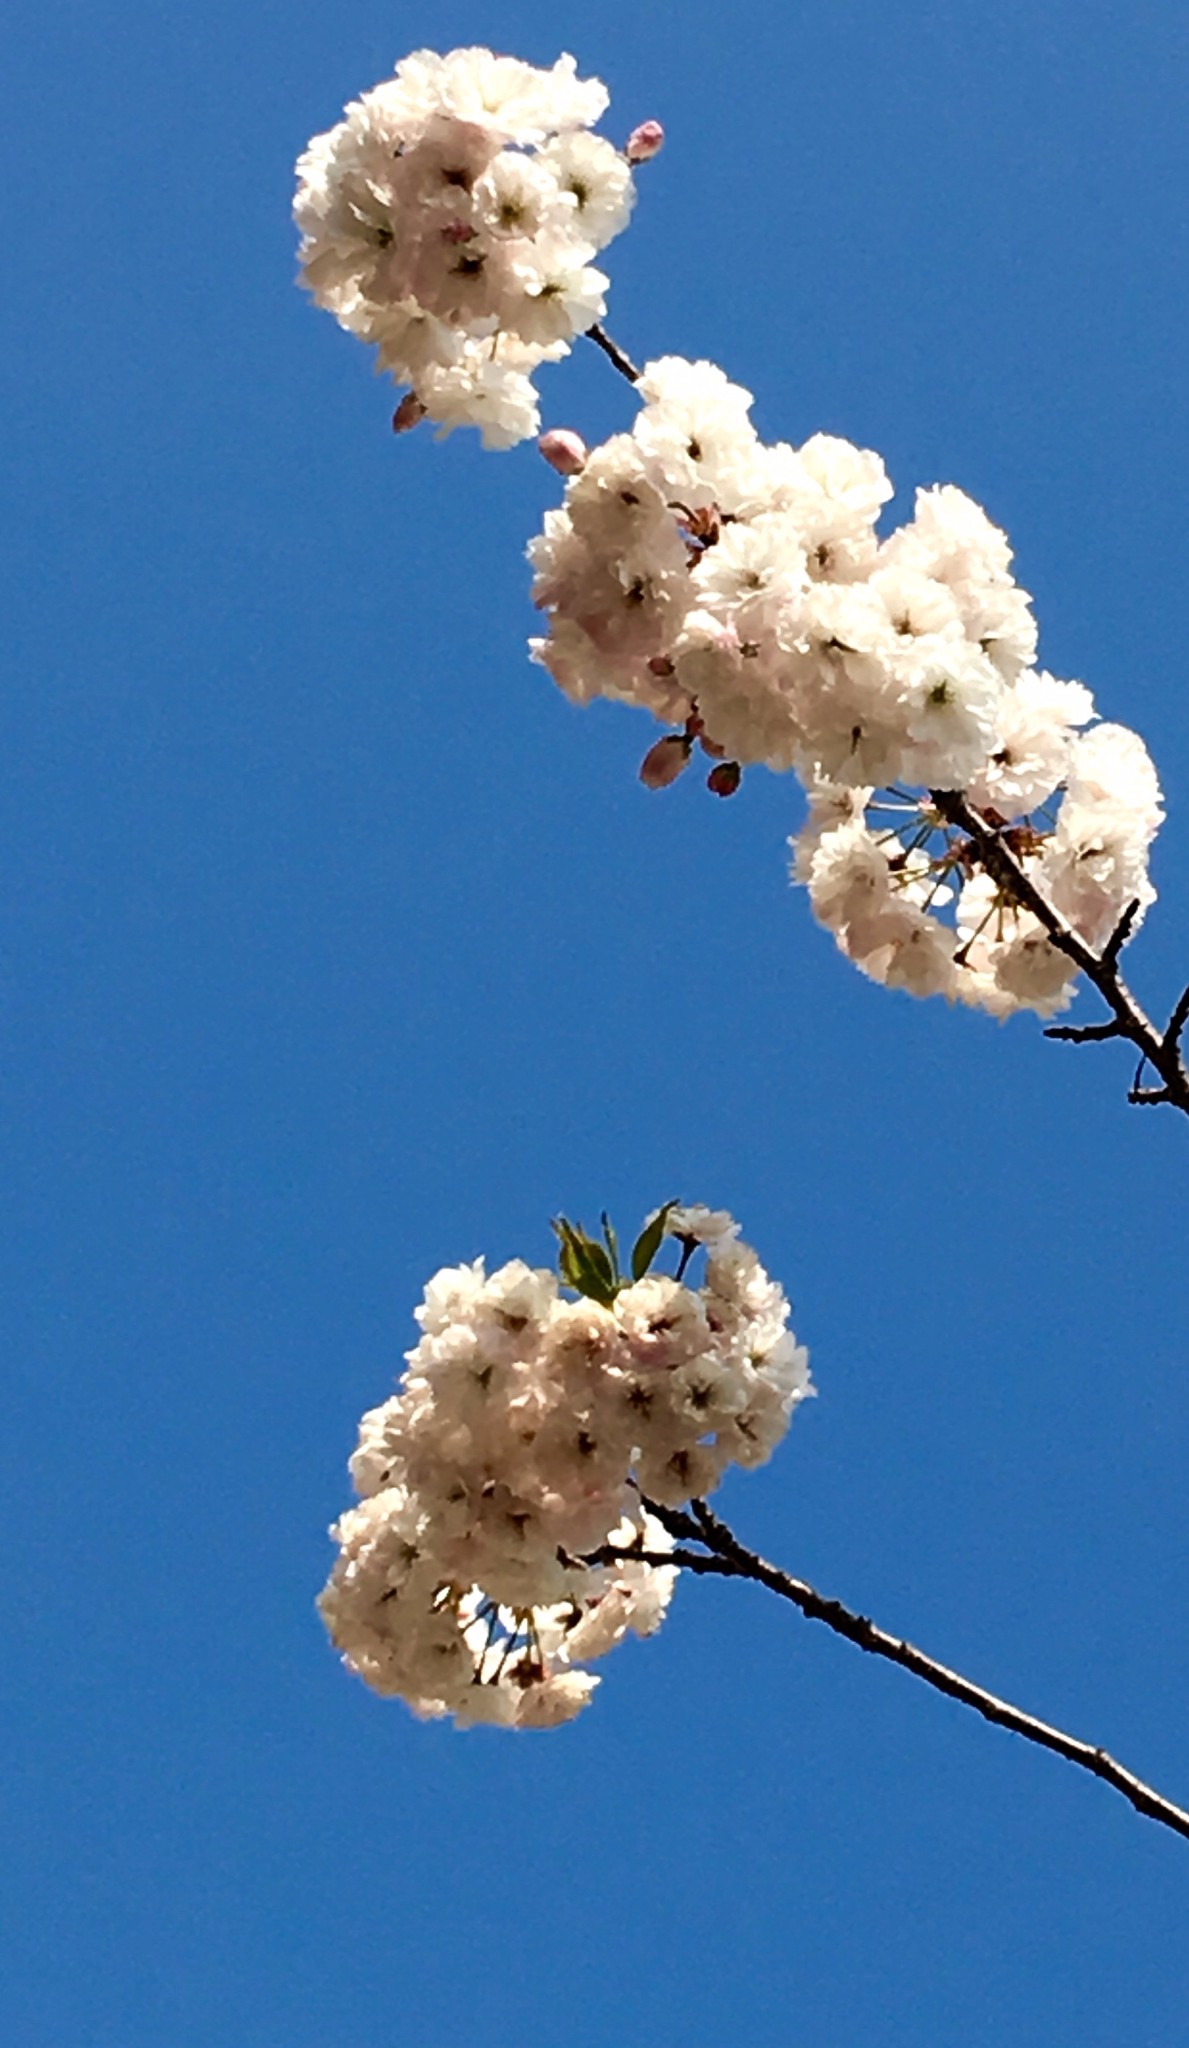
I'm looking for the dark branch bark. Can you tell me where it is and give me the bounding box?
[930,790,1189,1119]
[584,323,640,384]
[1045,1020,1123,1044]
[589,1500,1189,1843]
[1164,982,1189,1053]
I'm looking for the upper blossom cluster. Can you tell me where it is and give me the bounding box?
[294,48,637,448]
[528,357,1163,1015]
[320,1206,811,1727]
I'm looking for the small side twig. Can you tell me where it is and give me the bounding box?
[1102,898,1143,970]
[593,1499,1189,1846]
[584,322,640,385]
[1044,1020,1123,1045]
[1163,982,1189,1054]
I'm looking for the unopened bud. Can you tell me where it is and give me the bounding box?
[639,734,692,790]
[392,392,427,434]
[625,120,665,165]
[707,761,742,798]
[537,428,588,477]
[647,654,676,677]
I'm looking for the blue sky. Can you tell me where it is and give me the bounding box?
[4,0,1189,2041]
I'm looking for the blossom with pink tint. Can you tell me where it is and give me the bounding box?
[639,733,691,788]
[295,47,646,447]
[538,427,589,475]
[625,119,665,163]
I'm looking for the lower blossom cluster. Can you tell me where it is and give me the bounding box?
[320,1206,811,1727]
[528,357,1163,1014]
[294,48,640,448]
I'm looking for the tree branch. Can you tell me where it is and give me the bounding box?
[594,1500,1189,1845]
[930,789,1189,1119]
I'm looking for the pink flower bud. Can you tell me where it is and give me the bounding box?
[537,428,588,477]
[707,761,742,798]
[392,392,427,434]
[647,654,676,677]
[639,734,691,790]
[625,120,665,164]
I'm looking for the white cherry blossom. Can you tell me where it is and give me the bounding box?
[320,1209,811,1726]
[295,48,639,445]
[527,354,1163,1017]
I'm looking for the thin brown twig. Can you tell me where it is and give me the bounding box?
[583,1500,1189,1845]
[1045,1020,1123,1045]
[930,790,1189,1119]
[584,322,640,384]
[1102,898,1143,970]
[1164,981,1189,1053]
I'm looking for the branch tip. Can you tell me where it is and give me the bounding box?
[1162,983,1189,1054]
[1044,1020,1123,1045]
[1102,898,1142,969]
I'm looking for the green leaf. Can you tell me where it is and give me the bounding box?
[630,1200,678,1281]
[600,1212,621,1282]
[551,1217,619,1307]
[573,1220,613,1286]
[556,1235,583,1292]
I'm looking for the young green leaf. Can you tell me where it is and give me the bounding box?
[630,1200,678,1282]
[552,1217,619,1306]
[600,1212,621,1283]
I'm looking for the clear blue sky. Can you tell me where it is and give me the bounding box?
[4,1,1189,2041]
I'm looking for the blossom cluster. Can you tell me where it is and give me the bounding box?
[528,357,1163,1015]
[294,48,642,448]
[320,1205,811,1727]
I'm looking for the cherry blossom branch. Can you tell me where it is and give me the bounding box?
[580,331,1185,1111]
[588,1498,1189,1845]
[930,790,1189,1116]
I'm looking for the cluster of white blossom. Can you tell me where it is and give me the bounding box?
[294,48,647,448]
[794,723,1164,1014]
[320,1205,811,1727]
[529,357,1163,1015]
